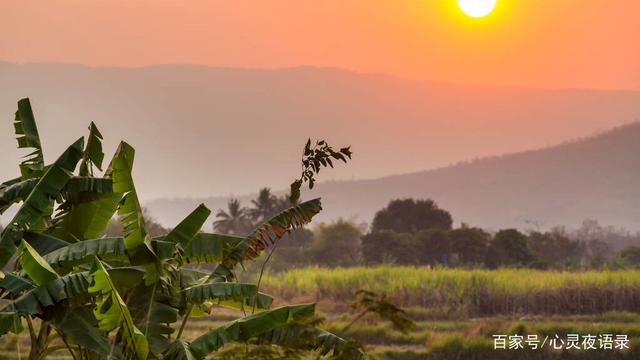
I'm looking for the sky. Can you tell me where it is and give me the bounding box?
[1,0,639,90]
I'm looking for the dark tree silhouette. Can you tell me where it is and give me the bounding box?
[372,198,452,234]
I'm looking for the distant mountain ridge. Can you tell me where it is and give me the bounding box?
[2,62,640,200]
[147,122,640,231]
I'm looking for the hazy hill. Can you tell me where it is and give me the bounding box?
[1,62,639,201]
[147,123,640,231]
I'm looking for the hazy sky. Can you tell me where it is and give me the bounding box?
[1,0,639,90]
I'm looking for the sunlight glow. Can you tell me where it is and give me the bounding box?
[457,0,497,18]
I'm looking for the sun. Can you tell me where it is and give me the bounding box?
[457,0,497,18]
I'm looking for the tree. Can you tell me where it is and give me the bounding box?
[617,246,640,267]
[528,229,582,269]
[449,226,490,265]
[415,229,451,265]
[361,230,419,265]
[248,187,280,223]
[308,219,362,267]
[0,98,361,360]
[371,199,452,234]
[485,229,532,268]
[213,198,253,235]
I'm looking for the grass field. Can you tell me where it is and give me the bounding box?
[2,266,640,359]
[262,266,640,316]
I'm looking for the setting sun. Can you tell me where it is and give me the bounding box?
[458,0,497,18]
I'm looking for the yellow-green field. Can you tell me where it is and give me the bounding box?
[262,266,640,316]
[2,267,640,359]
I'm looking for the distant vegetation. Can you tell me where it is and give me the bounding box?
[206,196,640,271]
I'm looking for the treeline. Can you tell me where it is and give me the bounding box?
[361,199,640,270]
[97,193,640,270]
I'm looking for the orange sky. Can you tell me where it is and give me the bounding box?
[1,0,639,90]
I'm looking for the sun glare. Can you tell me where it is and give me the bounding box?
[457,0,497,18]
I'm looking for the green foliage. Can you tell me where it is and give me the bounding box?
[308,219,362,267]
[0,98,358,360]
[290,139,352,204]
[372,199,453,234]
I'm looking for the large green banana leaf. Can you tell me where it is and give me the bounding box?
[183,233,243,264]
[18,240,59,285]
[127,284,179,354]
[164,204,211,248]
[163,339,197,360]
[79,122,105,176]
[212,198,322,281]
[106,142,156,264]
[0,273,34,296]
[43,237,127,269]
[43,233,244,269]
[22,231,69,256]
[0,178,37,214]
[184,282,273,311]
[0,138,84,267]
[53,305,121,359]
[89,258,149,360]
[14,98,45,179]
[257,325,363,359]
[6,272,90,315]
[187,304,317,358]
[0,312,23,336]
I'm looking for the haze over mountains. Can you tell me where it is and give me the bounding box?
[1,62,639,230]
[148,123,640,231]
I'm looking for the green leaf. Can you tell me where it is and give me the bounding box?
[89,258,149,360]
[22,231,70,256]
[43,237,127,269]
[183,233,243,264]
[212,199,322,281]
[0,273,35,296]
[79,122,105,176]
[164,339,197,360]
[14,98,45,179]
[0,312,23,336]
[184,282,273,311]
[188,304,317,359]
[257,325,364,359]
[0,138,84,268]
[54,305,120,359]
[7,272,91,315]
[164,204,211,248]
[128,284,179,354]
[18,240,59,286]
[0,178,37,215]
[106,142,156,264]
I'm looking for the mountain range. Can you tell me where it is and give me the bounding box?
[148,123,640,231]
[1,62,639,230]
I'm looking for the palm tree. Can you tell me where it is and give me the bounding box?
[213,198,252,235]
[248,187,278,222]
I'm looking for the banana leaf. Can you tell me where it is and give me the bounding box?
[184,282,273,312]
[106,142,156,264]
[0,312,23,336]
[89,258,149,360]
[6,272,90,315]
[0,178,37,214]
[14,98,44,179]
[18,240,59,286]
[188,304,317,358]
[212,199,322,281]
[0,138,84,267]
[79,122,105,176]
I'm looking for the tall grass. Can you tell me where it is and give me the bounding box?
[262,266,640,316]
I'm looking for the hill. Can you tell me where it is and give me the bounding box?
[1,62,639,201]
[147,123,640,231]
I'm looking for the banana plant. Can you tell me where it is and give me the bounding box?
[0,98,361,360]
